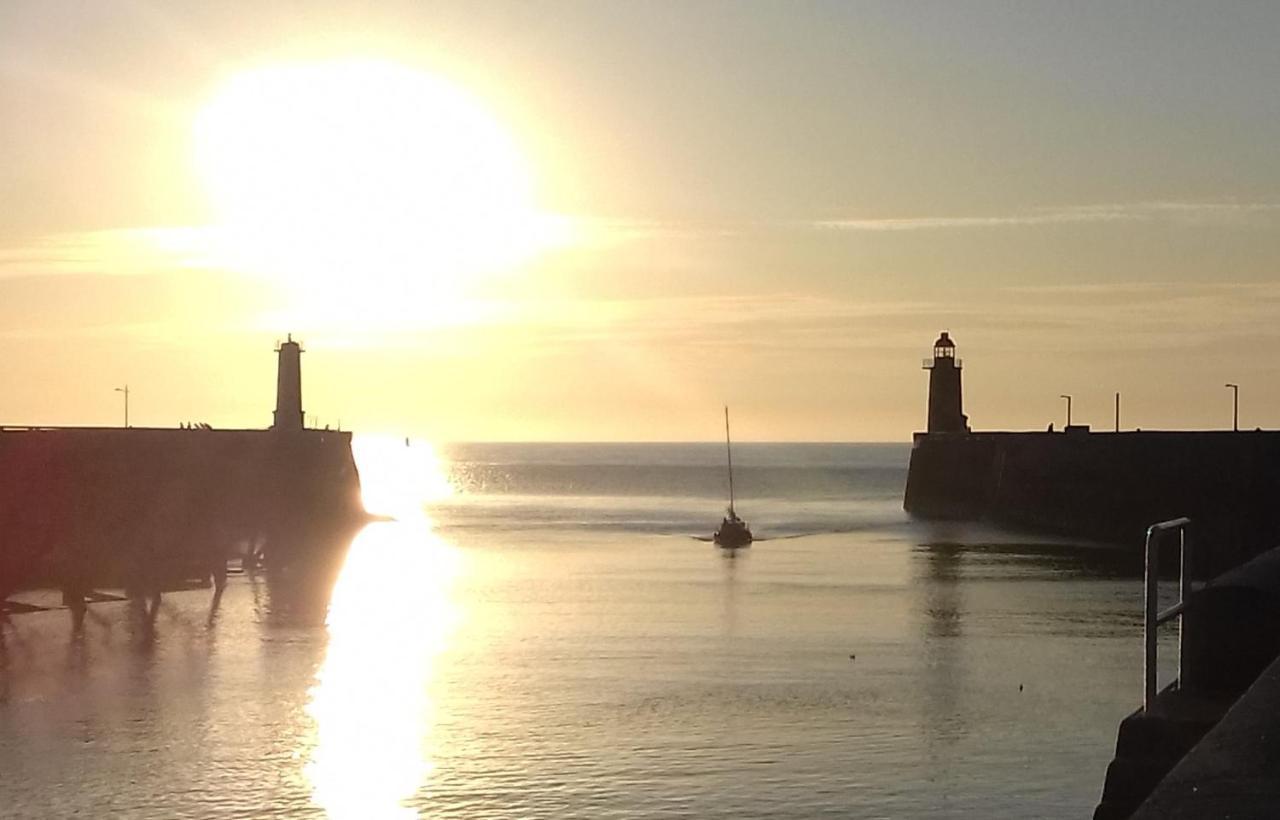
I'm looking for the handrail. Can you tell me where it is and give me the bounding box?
[1144,517,1192,713]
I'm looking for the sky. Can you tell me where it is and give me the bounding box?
[1,1,1278,441]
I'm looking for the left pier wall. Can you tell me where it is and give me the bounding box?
[0,427,364,596]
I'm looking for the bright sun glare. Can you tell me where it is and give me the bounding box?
[352,434,455,519]
[194,59,567,323]
[305,436,464,816]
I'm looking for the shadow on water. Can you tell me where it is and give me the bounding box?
[908,523,1143,757]
[31,526,360,655]
[921,543,963,639]
[206,584,225,628]
[917,543,967,753]
[0,621,9,704]
[255,545,352,629]
[719,546,746,637]
[912,518,1144,579]
[64,617,91,678]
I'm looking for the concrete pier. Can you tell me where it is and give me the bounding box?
[1094,545,1280,818]
[904,335,1280,572]
[1131,655,1280,818]
[0,336,364,600]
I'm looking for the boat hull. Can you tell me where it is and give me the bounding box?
[714,520,753,549]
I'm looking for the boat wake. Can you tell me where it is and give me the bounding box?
[687,527,894,544]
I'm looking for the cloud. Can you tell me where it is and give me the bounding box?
[0,226,219,277]
[522,201,1280,244]
[813,201,1280,231]
[463,280,1280,368]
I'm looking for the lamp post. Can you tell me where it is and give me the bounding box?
[114,385,130,428]
[1060,394,1072,428]
[1225,383,1239,432]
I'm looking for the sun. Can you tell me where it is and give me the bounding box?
[192,58,566,323]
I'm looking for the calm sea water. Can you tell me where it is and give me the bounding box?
[0,442,1175,819]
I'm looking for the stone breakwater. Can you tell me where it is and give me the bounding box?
[904,429,1280,575]
[0,426,364,597]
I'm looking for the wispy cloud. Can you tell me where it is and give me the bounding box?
[525,201,1280,243]
[814,201,1280,231]
[0,226,219,277]
[450,280,1280,367]
[9,197,1275,279]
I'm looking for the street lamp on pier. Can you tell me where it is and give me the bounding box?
[114,385,130,428]
[1225,383,1239,432]
[1059,394,1072,428]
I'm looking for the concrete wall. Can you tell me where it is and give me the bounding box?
[0,427,364,595]
[905,430,1280,573]
[1130,653,1280,819]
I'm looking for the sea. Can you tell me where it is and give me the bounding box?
[0,441,1177,819]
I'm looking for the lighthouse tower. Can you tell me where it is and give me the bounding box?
[272,334,304,432]
[924,332,968,433]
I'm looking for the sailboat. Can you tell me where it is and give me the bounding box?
[713,406,753,548]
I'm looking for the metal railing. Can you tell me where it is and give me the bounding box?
[1144,517,1192,713]
[921,357,963,369]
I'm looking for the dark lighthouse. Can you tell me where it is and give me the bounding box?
[923,331,968,433]
[273,334,304,432]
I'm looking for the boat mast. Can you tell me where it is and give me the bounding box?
[724,405,736,514]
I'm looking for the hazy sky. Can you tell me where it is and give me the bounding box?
[2,1,1278,440]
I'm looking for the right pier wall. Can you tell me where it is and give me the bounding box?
[904,430,1280,573]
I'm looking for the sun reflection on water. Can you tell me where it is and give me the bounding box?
[306,438,463,818]
[353,435,456,519]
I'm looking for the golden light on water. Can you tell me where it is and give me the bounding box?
[352,435,456,520]
[306,439,464,818]
[192,58,573,326]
